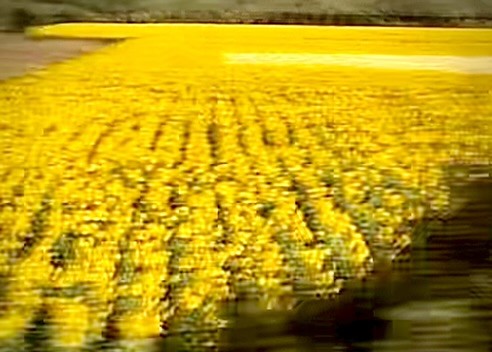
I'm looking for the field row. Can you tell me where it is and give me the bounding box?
[1,26,492,350]
[26,23,492,56]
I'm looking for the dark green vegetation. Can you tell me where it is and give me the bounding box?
[1,0,492,31]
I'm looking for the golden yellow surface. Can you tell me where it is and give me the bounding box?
[27,23,492,56]
[0,24,491,350]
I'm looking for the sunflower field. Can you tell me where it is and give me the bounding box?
[1,24,491,351]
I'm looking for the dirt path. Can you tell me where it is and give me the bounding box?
[0,33,112,82]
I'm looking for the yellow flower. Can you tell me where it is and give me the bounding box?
[117,312,161,340]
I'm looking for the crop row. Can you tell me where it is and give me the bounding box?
[1,32,491,351]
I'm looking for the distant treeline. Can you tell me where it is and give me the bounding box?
[9,7,492,31]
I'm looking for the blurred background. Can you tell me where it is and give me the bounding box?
[2,0,492,30]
